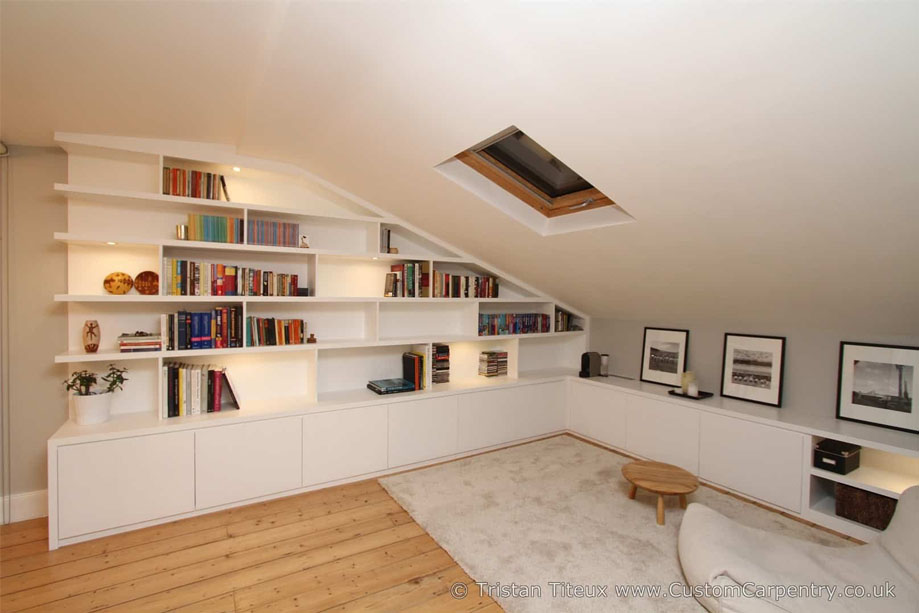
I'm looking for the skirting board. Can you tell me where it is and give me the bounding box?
[1,489,48,523]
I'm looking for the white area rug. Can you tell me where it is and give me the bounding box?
[379,435,852,612]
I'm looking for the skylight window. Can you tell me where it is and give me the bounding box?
[455,127,617,218]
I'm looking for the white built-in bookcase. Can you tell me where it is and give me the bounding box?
[54,133,588,420]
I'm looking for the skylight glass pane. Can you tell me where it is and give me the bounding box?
[482,130,592,198]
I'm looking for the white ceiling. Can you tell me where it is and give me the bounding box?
[3,1,918,330]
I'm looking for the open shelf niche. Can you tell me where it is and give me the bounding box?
[55,132,589,423]
[806,436,919,541]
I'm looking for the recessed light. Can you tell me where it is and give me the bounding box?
[372,257,379,260]
[232,167,241,172]
[106,242,117,246]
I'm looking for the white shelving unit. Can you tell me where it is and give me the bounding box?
[55,132,589,419]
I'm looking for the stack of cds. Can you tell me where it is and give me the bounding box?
[433,343,450,383]
[478,351,508,377]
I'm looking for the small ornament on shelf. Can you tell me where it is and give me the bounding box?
[133,271,159,295]
[299,235,311,249]
[103,272,133,295]
[307,333,317,344]
[82,320,100,353]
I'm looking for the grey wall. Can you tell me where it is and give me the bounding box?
[590,318,919,417]
[2,146,68,495]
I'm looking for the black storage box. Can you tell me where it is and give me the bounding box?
[814,439,861,475]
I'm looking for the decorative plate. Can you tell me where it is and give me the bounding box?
[103,271,134,295]
[133,271,159,295]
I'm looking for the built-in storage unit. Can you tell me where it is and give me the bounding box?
[48,133,588,549]
[567,376,919,541]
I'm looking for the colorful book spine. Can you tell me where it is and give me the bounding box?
[246,219,300,248]
[162,167,227,201]
[478,313,550,336]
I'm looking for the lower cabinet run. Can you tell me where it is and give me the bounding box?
[57,431,195,539]
[49,379,574,548]
[196,416,303,509]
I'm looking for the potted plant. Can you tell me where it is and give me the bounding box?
[64,364,128,425]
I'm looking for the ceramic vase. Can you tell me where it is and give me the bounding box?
[83,319,100,353]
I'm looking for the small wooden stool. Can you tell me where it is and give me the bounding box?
[621,460,699,525]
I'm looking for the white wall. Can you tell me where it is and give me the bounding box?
[590,318,919,417]
[1,146,68,498]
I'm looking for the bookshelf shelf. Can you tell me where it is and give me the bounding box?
[54,294,554,304]
[810,466,918,500]
[54,183,392,225]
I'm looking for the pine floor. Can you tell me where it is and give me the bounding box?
[0,479,502,612]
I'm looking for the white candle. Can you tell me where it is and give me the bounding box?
[688,381,699,397]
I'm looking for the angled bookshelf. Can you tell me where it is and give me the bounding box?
[55,132,589,422]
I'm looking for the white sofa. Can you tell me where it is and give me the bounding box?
[678,485,918,612]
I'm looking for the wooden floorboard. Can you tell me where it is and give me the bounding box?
[0,478,500,613]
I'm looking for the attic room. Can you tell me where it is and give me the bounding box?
[0,1,917,612]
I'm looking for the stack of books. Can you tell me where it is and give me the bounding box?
[161,307,244,350]
[555,309,582,332]
[118,332,162,353]
[162,167,229,200]
[402,351,426,390]
[478,313,550,336]
[380,227,393,253]
[433,343,450,384]
[384,262,429,298]
[247,219,300,248]
[164,259,301,297]
[367,378,416,395]
[432,272,498,298]
[161,363,240,418]
[246,317,307,346]
[180,214,244,244]
[479,351,508,377]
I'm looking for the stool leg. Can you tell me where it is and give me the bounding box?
[679,494,688,509]
[657,495,665,525]
[628,484,637,500]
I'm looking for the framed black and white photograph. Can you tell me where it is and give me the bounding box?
[640,327,689,387]
[837,342,919,434]
[720,333,786,407]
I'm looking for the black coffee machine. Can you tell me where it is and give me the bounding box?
[579,352,601,378]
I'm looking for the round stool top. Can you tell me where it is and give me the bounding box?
[621,460,699,495]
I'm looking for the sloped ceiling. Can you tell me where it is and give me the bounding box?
[3,1,917,330]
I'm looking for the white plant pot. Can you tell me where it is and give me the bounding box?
[72,392,112,425]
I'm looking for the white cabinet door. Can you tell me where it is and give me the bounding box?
[303,405,388,486]
[699,412,804,512]
[626,395,700,473]
[389,397,458,467]
[569,381,627,449]
[457,382,566,452]
[196,417,302,509]
[513,381,567,439]
[58,431,195,539]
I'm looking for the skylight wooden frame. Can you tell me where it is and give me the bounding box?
[455,149,616,219]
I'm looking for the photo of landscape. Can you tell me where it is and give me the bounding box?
[649,341,679,374]
[852,359,913,413]
[731,348,773,389]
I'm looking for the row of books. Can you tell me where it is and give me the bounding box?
[479,351,508,377]
[161,307,244,350]
[247,317,307,347]
[478,313,551,336]
[161,362,239,418]
[163,167,229,201]
[118,333,162,353]
[164,259,302,297]
[182,214,244,244]
[384,262,429,298]
[433,343,450,384]
[555,309,582,332]
[432,273,499,298]
[248,219,300,248]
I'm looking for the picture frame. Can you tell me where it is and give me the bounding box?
[640,327,689,387]
[720,333,786,407]
[836,342,919,434]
